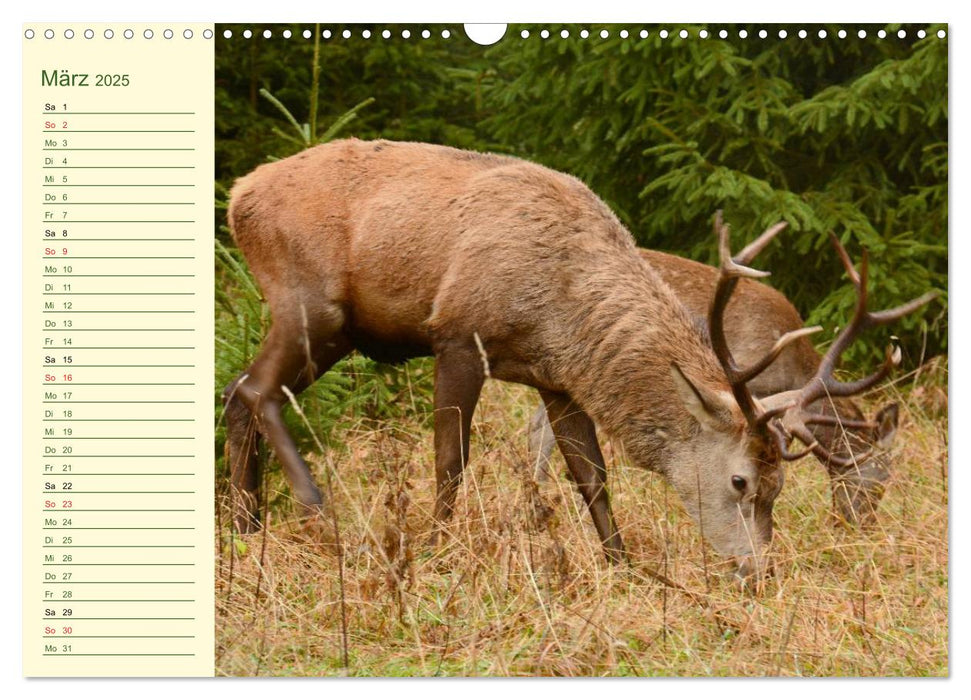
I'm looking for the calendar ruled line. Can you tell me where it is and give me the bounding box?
[43,636,196,639]
[43,491,196,494]
[42,239,197,241]
[43,221,195,224]
[43,293,197,295]
[43,130,195,133]
[43,166,195,169]
[44,581,196,584]
[40,202,195,205]
[43,311,195,313]
[44,563,194,566]
[42,654,196,658]
[43,274,196,277]
[42,382,195,385]
[43,149,196,152]
[41,401,196,405]
[43,112,196,115]
[40,329,197,332]
[39,454,196,457]
[44,364,195,368]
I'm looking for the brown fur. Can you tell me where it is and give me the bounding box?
[224,139,784,574]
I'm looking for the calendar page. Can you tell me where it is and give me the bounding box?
[21,21,949,679]
[22,23,215,677]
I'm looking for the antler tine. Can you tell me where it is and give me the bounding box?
[868,290,940,325]
[829,232,861,287]
[811,441,873,469]
[803,415,877,430]
[767,420,817,461]
[735,221,788,266]
[716,212,775,280]
[815,247,869,380]
[770,345,894,468]
[734,325,823,385]
[824,235,936,334]
[755,402,795,428]
[819,345,901,399]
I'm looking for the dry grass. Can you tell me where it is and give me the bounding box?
[214,363,948,677]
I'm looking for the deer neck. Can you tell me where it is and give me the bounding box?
[547,253,726,472]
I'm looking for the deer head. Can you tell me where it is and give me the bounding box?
[663,361,785,580]
[689,213,935,579]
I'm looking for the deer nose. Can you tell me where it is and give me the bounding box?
[734,553,775,583]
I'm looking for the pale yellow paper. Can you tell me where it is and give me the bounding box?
[22,23,215,677]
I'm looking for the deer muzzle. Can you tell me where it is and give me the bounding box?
[733,552,775,583]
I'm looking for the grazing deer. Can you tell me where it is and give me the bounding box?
[529,248,905,527]
[223,139,931,579]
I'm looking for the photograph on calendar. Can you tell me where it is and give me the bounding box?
[212,23,948,677]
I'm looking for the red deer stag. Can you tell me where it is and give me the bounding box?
[222,139,929,579]
[529,247,912,527]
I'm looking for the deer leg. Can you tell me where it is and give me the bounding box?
[224,319,351,531]
[429,345,485,544]
[527,401,557,482]
[540,391,626,565]
[223,372,263,533]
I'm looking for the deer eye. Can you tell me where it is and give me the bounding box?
[731,475,747,492]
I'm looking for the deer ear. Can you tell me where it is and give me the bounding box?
[873,402,900,449]
[670,363,734,431]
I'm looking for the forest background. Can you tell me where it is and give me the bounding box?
[212,23,949,677]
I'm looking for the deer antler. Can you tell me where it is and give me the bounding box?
[762,233,938,468]
[709,214,936,468]
[708,211,822,427]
